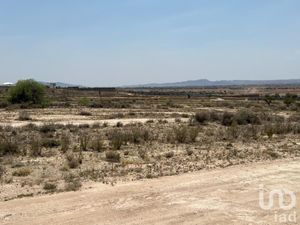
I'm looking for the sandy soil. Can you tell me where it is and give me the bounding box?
[0,117,190,127]
[0,108,192,127]
[0,158,299,225]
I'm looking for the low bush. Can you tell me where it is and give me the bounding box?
[283,93,297,107]
[221,110,261,126]
[61,132,71,153]
[165,151,174,158]
[91,135,104,152]
[79,133,90,151]
[64,173,82,191]
[209,111,222,122]
[263,122,300,136]
[18,111,31,121]
[29,136,42,157]
[174,126,188,143]
[175,118,181,123]
[66,152,82,169]
[189,127,199,142]
[173,126,199,143]
[194,111,210,124]
[78,124,90,129]
[109,131,126,150]
[264,124,274,138]
[105,150,120,163]
[43,182,57,191]
[0,136,19,156]
[0,100,9,108]
[146,119,154,124]
[12,167,31,177]
[130,127,150,144]
[116,122,123,127]
[79,97,91,106]
[234,110,261,125]
[191,111,222,125]
[41,138,60,148]
[79,111,92,116]
[138,148,148,160]
[39,123,56,133]
[186,149,193,156]
[0,165,6,180]
[221,112,235,126]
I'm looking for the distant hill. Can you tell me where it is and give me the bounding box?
[127,79,300,88]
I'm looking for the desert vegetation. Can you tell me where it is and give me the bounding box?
[0,82,299,201]
[7,79,47,106]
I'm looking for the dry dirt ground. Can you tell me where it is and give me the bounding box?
[0,158,299,225]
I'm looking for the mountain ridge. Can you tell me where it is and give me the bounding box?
[126,79,300,88]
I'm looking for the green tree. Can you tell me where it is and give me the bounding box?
[8,79,46,105]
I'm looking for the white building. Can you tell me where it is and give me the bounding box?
[3,82,14,86]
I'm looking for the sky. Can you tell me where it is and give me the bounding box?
[0,0,299,87]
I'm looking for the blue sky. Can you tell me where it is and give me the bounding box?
[0,0,299,86]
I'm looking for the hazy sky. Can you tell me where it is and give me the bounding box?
[0,0,299,86]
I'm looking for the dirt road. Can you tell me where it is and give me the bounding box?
[0,159,299,225]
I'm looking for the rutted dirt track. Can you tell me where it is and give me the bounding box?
[0,159,299,225]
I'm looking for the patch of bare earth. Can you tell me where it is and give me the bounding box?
[0,159,299,225]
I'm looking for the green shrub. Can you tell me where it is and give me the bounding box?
[8,79,46,105]
[79,97,91,106]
